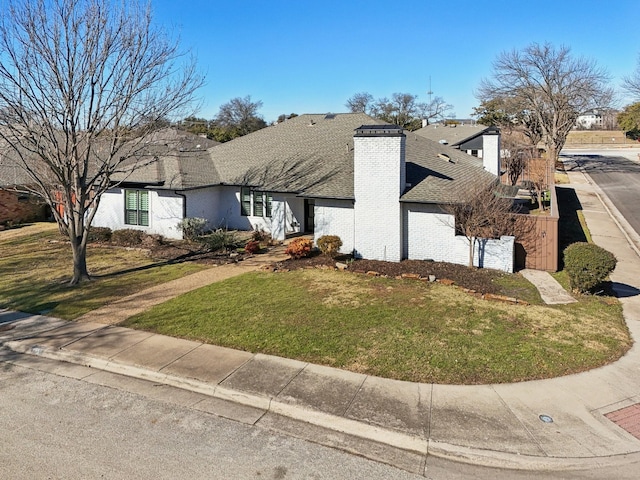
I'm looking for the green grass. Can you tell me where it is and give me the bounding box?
[0,227,205,319]
[123,269,630,385]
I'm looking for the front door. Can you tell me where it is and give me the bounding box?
[304,199,315,233]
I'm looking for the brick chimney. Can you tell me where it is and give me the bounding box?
[353,125,405,262]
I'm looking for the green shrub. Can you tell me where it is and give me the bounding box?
[87,227,112,243]
[285,237,313,259]
[317,235,342,257]
[564,242,617,293]
[200,229,238,252]
[176,217,209,241]
[111,229,144,247]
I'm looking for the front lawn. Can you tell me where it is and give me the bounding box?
[0,225,206,319]
[123,269,630,384]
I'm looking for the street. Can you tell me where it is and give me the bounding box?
[562,148,640,239]
[0,354,423,479]
[3,351,640,479]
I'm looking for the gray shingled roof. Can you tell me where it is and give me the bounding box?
[413,123,487,146]
[0,116,498,205]
[202,113,496,203]
[115,128,220,189]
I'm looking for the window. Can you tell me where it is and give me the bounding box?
[125,189,149,226]
[240,188,272,217]
[241,187,251,216]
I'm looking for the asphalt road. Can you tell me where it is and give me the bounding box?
[3,352,640,479]
[562,148,640,238]
[0,357,422,480]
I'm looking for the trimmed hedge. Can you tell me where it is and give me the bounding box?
[317,235,342,257]
[111,228,144,247]
[88,226,112,243]
[564,242,617,293]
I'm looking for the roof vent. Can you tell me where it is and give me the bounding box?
[439,139,448,144]
[438,153,452,162]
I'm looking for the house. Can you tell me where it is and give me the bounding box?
[413,123,501,174]
[575,110,603,130]
[0,157,48,225]
[92,113,515,272]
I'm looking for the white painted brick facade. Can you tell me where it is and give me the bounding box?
[404,203,514,272]
[482,130,501,176]
[353,128,405,262]
[94,188,184,239]
[314,198,354,253]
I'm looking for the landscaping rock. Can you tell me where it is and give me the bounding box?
[335,262,348,270]
[401,273,421,280]
[439,278,455,286]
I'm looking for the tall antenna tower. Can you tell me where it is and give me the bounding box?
[427,76,433,105]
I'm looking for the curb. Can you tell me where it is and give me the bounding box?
[578,169,640,259]
[6,339,640,472]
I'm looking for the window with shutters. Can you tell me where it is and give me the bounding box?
[240,188,273,217]
[124,189,149,226]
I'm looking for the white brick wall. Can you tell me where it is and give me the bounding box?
[94,188,184,239]
[482,131,501,176]
[353,129,405,262]
[314,198,354,253]
[404,203,514,272]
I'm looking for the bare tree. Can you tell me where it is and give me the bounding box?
[478,43,613,165]
[345,92,374,113]
[442,182,517,268]
[214,95,266,138]
[0,0,203,284]
[527,158,550,212]
[345,91,453,130]
[624,54,640,99]
[501,132,536,186]
[417,96,454,126]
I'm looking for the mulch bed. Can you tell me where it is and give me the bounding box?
[275,253,504,295]
[141,240,505,295]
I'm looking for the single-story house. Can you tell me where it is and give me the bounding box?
[413,123,501,172]
[93,113,515,272]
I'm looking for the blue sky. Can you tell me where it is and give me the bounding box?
[153,0,639,123]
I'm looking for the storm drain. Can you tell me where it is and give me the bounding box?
[605,404,640,440]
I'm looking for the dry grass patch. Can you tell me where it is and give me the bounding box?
[0,226,206,318]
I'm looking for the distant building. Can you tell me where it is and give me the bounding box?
[575,110,603,130]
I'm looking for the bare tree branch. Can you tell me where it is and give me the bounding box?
[0,0,203,284]
[442,182,520,268]
[477,43,613,165]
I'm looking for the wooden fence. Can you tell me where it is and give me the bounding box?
[513,181,559,272]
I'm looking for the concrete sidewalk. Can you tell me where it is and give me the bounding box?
[2,166,640,474]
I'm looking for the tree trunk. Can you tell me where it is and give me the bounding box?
[70,236,91,285]
[468,237,475,268]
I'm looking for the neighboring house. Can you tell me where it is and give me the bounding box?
[92,113,515,272]
[575,110,603,130]
[414,123,502,175]
[0,158,48,225]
